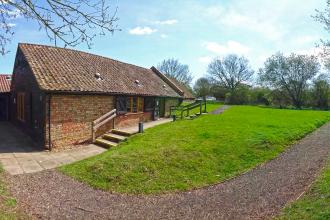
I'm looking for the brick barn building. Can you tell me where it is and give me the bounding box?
[0,74,11,121]
[10,43,191,151]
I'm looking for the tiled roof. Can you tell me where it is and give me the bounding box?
[167,77,195,100]
[18,43,181,97]
[0,74,11,93]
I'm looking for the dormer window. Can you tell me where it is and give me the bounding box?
[5,76,11,80]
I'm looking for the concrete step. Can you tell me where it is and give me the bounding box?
[111,129,132,137]
[95,138,118,148]
[103,133,127,142]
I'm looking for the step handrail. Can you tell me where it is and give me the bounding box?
[180,101,202,119]
[170,101,200,115]
[92,109,117,142]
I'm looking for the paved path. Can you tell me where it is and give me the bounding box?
[6,122,330,219]
[0,122,106,175]
[0,119,172,175]
[210,105,231,115]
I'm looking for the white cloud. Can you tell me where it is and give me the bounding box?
[295,35,320,45]
[154,19,178,25]
[219,9,284,41]
[0,23,16,29]
[202,41,251,56]
[160,34,168,38]
[294,47,323,56]
[0,8,21,20]
[129,26,157,35]
[198,56,213,64]
[199,0,315,42]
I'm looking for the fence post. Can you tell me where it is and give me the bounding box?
[200,101,202,115]
[92,122,95,143]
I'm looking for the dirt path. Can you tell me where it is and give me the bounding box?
[7,122,330,220]
[210,105,231,114]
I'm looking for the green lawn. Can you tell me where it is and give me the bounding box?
[277,159,330,220]
[60,106,330,194]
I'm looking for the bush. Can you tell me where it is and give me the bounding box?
[225,86,250,105]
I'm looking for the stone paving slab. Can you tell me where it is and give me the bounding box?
[0,144,106,175]
[0,122,107,175]
[0,118,172,175]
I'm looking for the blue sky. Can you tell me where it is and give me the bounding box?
[0,0,328,83]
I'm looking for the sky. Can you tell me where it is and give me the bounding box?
[0,0,328,84]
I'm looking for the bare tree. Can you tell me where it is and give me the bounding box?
[157,58,193,86]
[0,0,119,54]
[207,54,254,93]
[193,77,211,101]
[259,53,320,109]
[314,1,330,50]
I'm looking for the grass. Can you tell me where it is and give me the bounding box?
[0,167,26,219]
[60,106,330,194]
[277,159,330,220]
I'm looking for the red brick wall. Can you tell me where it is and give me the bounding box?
[45,94,154,151]
[115,112,152,129]
[45,94,115,151]
[165,98,179,117]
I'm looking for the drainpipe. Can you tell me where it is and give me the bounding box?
[48,94,52,151]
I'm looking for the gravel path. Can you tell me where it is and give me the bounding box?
[210,105,231,114]
[6,122,330,220]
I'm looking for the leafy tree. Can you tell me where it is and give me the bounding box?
[259,53,320,109]
[225,84,250,105]
[208,54,254,93]
[157,59,193,85]
[210,84,228,101]
[312,74,330,109]
[193,77,211,101]
[0,0,119,54]
[249,87,271,105]
[268,89,291,109]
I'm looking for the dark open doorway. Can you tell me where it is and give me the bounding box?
[0,94,9,121]
[154,98,166,120]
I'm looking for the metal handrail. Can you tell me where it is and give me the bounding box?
[92,109,117,142]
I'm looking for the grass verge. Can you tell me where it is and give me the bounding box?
[60,106,330,194]
[0,167,26,219]
[277,159,330,219]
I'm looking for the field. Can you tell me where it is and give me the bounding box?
[60,106,330,194]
